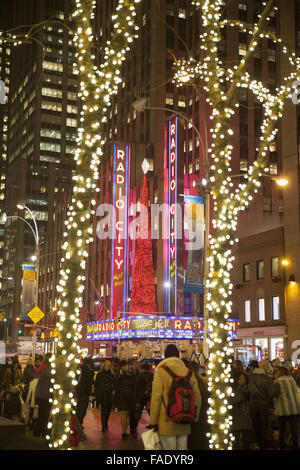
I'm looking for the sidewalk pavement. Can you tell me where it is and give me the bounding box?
[21,406,149,450]
[77,407,150,450]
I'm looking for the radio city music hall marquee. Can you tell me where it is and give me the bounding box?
[86,315,239,341]
[110,142,130,319]
[164,115,182,314]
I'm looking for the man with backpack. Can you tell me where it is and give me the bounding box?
[149,344,201,450]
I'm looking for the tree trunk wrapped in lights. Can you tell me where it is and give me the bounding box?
[174,0,300,450]
[48,0,141,450]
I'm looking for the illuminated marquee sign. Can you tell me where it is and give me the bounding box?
[110,143,130,319]
[86,315,239,341]
[164,115,182,314]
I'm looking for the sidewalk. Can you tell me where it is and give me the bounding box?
[78,407,150,450]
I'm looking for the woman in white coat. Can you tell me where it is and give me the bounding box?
[274,366,300,450]
[25,376,39,429]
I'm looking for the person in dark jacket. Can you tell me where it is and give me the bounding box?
[21,357,35,401]
[232,360,245,383]
[115,360,139,439]
[11,358,22,387]
[33,358,52,437]
[139,362,154,416]
[230,372,252,450]
[76,358,94,428]
[187,361,209,451]
[1,365,12,392]
[94,360,115,432]
[248,359,276,450]
[129,360,146,434]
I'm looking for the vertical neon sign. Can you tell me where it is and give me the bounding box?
[164,116,178,314]
[110,143,130,320]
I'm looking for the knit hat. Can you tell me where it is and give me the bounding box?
[164,344,180,358]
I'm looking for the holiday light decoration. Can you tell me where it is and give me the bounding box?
[86,315,239,341]
[174,0,300,450]
[45,0,140,449]
[129,172,158,315]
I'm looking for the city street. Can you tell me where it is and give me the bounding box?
[78,407,149,451]
[22,407,149,451]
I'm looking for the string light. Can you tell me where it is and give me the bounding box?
[175,0,300,450]
[46,0,140,449]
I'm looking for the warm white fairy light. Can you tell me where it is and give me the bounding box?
[176,0,300,450]
[47,0,140,449]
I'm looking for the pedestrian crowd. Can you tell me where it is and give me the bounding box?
[1,347,300,451]
[0,353,51,438]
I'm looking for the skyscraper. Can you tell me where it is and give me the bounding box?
[1,0,78,341]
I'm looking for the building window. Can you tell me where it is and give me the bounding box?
[42,87,62,99]
[269,162,278,175]
[178,8,186,19]
[43,61,63,73]
[278,198,284,213]
[271,257,279,277]
[239,43,247,56]
[263,196,272,212]
[67,91,77,101]
[42,100,62,112]
[67,104,78,114]
[40,142,61,153]
[257,260,264,279]
[272,296,280,320]
[243,263,250,282]
[244,300,251,322]
[258,298,265,321]
[240,159,248,172]
[41,128,61,139]
[66,118,77,127]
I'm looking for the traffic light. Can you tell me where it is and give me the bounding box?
[18,325,24,336]
[115,313,120,326]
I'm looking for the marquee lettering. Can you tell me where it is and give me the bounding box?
[87,316,239,340]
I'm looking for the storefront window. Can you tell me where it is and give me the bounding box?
[270,337,284,361]
[236,340,261,364]
[254,338,268,359]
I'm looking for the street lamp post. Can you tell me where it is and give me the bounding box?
[4,204,40,357]
[17,203,40,357]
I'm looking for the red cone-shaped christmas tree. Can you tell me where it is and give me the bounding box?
[130,174,157,315]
